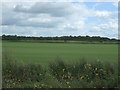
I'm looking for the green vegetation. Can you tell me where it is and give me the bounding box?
[2,38,118,88]
[3,41,118,64]
[2,52,118,88]
[2,35,119,43]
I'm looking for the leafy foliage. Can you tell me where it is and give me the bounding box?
[2,34,118,43]
[2,52,118,88]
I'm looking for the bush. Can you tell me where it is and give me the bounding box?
[2,52,118,88]
[49,59,118,88]
[2,51,46,88]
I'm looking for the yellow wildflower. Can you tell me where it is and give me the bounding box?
[49,86,52,88]
[68,72,71,75]
[88,64,91,67]
[62,69,65,72]
[68,76,71,79]
[13,83,15,85]
[96,73,99,76]
[80,76,84,79]
[66,82,70,85]
[68,86,71,88]
[41,84,44,86]
[34,84,37,87]
[95,68,98,70]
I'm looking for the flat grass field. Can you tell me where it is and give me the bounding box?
[2,41,118,64]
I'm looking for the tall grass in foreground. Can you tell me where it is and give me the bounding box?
[2,51,119,88]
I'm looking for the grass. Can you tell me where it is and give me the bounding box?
[2,41,119,88]
[2,41,118,64]
[2,52,119,88]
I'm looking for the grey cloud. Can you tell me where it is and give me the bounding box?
[16,19,62,28]
[2,4,18,25]
[2,3,66,28]
[2,4,25,26]
[14,2,73,17]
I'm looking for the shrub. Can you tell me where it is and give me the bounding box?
[2,52,118,88]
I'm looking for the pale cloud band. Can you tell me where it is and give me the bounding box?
[1,0,119,2]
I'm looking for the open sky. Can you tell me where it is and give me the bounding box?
[0,1,118,38]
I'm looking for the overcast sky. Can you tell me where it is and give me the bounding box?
[1,1,118,38]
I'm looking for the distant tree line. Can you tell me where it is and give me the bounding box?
[2,34,118,42]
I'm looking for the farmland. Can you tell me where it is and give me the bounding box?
[2,41,119,88]
[2,41,118,64]
[1,2,119,88]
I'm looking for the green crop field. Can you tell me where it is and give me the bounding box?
[2,41,118,64]
[2,41,119,88]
